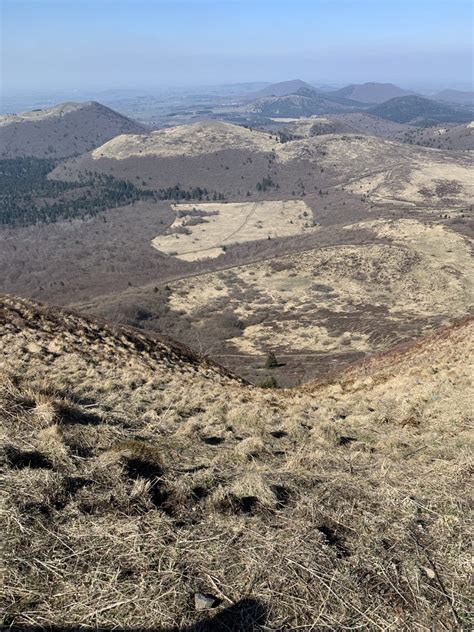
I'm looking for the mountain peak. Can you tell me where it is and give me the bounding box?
[247,79,315,99]
[330,82,415,103]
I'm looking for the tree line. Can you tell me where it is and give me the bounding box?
[0,157,225,228]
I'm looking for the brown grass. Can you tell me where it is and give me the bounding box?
[1,295,473,630]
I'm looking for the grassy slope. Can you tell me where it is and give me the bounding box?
[1,295,473,630]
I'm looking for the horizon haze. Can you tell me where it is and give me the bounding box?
[1,0,473,96]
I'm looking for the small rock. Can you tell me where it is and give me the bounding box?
[27,341,43,354]
[47,340,64,354]
[194,592,220,610]
[422,566,436,579]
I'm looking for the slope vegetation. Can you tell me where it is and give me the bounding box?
[399,121,474,151]
[368,95,474,125]
[139,218,473,384]
[50,121,474,210]
[1,294,472,630]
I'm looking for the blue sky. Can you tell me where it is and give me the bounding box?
[1,0,473,92]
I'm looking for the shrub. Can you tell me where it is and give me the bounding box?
[258,376,278,389]
[265,352,278,369]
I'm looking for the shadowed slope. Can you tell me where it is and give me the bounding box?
[368,95,474,125]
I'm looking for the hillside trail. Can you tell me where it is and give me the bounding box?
[174,202,260,258]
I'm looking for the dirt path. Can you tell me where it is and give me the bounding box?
[325,162,406,191]
[175,202,260,258]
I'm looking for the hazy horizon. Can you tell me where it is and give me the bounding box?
[1,0,473,96]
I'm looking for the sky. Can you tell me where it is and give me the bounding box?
[1,0,473,94]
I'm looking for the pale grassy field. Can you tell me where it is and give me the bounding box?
[269,117,302,123]
[151,200,316,261]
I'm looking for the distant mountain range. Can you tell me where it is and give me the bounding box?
[246,80,474,110]
[242,80,474,124]
[248,80,415,104]
[246,88,362,118]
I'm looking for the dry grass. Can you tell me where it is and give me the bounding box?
[1,296,473,630]
[353,161,474,207]
[91,121,277,160]
[167,219,473,359]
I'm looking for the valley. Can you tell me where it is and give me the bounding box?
[1,102,472,388]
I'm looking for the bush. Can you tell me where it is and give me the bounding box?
[265,352,278,369]
[258,376,278,389]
